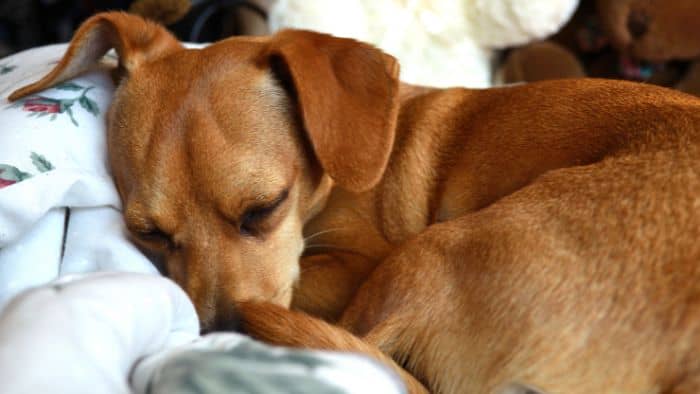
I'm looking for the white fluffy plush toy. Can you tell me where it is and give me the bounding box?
[269,0,579,88]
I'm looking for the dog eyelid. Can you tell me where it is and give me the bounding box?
[133,225,177,250]
[238,189,289,236]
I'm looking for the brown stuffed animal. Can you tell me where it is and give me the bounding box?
[500,0,700,97]
[499,41,585,83]
[597,0,700,61]
[128,0,270,36]
[129,0,192,25]
[597,0,700,96]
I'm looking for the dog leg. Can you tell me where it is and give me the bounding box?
[292,253,378,321]
[237,301,430,394]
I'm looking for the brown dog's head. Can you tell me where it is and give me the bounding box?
[9,12,400,330]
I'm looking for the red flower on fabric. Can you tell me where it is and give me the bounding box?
[8,82,99,127]
[0,178,16,189]
[23,98,60,113]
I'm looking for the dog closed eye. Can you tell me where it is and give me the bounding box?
[239,189,289,236]
[130,225,176,251]
[498,382,548,394]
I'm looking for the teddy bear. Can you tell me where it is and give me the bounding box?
[500,0,700,96]
[267,0,580,88]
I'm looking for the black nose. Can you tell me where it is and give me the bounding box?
[200,308,242,334]
[627,9,649,40]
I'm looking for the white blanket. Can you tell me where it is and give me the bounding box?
[0,272,199,394]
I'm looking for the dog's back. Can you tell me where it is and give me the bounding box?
[324,81,700,393]
[461,150,700,392]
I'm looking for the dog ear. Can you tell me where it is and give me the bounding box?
[8,11,181,101]
[265,29,400,193]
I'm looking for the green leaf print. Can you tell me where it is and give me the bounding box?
[30,152,55,173]
[0,64,17,75]
[0,165,32,182]
[0,153,55,189]
[78,95,99,116]
[55,82,83,91]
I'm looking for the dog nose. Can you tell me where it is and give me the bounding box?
[199,307,242,334]
[627,9,649,40]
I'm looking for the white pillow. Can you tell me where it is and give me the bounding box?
[0,44,155,308]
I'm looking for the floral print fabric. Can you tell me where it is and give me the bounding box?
[0,44,146,307]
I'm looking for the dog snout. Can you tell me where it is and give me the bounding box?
[200,306,242,334]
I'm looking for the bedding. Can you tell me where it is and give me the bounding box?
[0,44,405,394]
[0,43,147,309]
[134,333,403,394]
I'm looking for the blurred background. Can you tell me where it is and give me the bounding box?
[0,0,270,57]
[1,0,699,95]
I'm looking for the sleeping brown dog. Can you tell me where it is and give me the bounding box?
[10,12,700,394]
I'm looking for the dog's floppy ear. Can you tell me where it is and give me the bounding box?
[8,11,181,101]
[265,29,400,192]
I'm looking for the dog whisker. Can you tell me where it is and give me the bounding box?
[304,243,339,249]
[302,244,350,255]
[303,227,346,243]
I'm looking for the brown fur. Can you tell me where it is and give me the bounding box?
[10,12,700,394]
